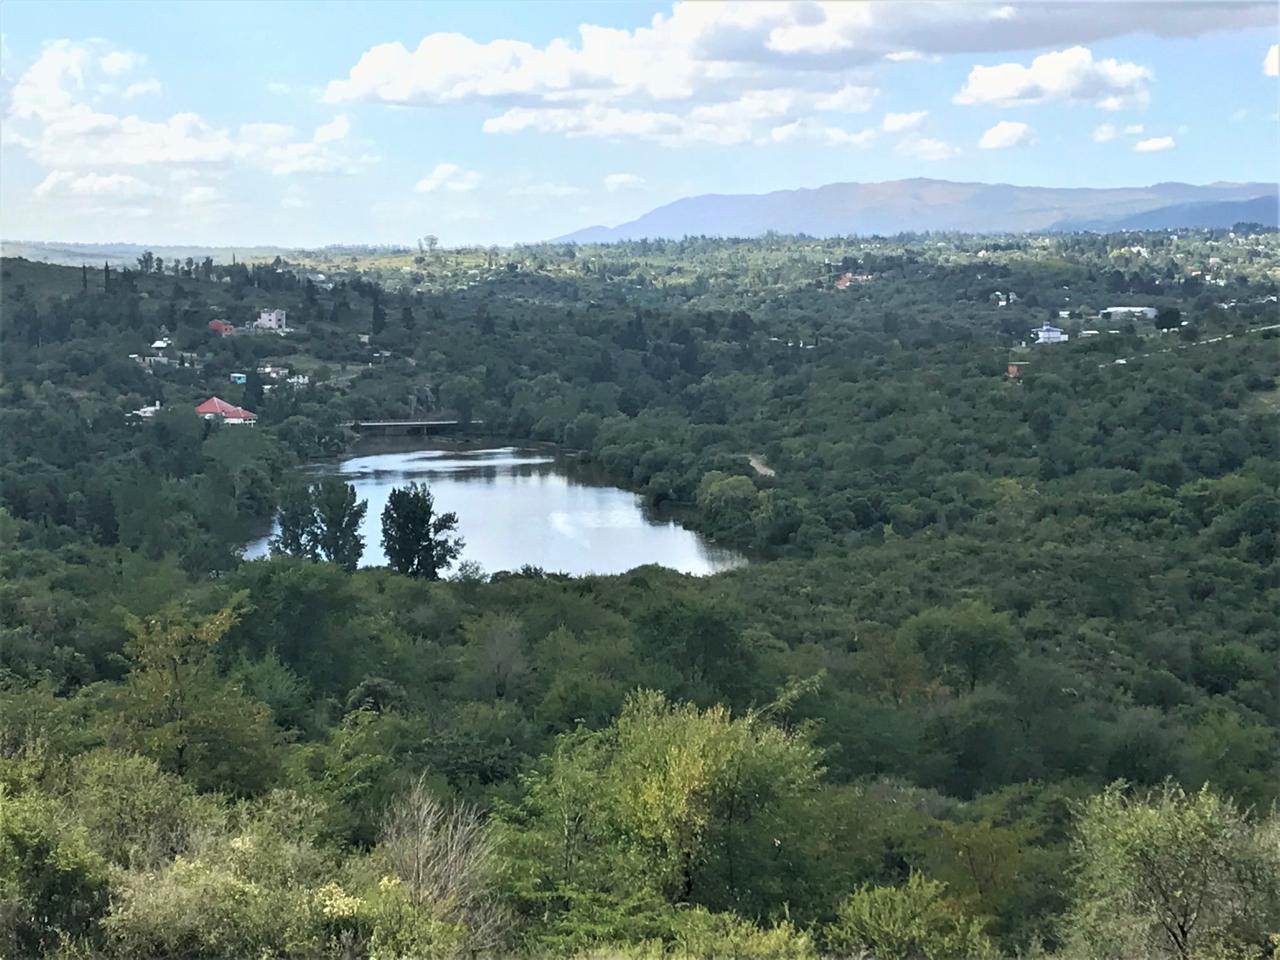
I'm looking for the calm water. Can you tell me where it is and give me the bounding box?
[243,444,744,576]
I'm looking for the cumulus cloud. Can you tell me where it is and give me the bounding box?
[979,119,1036,149]
[324,3,1263,146]
[99,51,137,76]
[814,83,878,112]
[604,173,644,191]
[8,39,373,182]
[766,119,877,147]
[954,46,1151,109]
[415,163,482,193]
[1134,135,1175,152]
[1266,43,1279,77]
[1092,123,1117,142]
[896,135,959,161]
[882,110,926,131]
[34,169,156,199]
[123,78,162,99]
[313,114,350,143]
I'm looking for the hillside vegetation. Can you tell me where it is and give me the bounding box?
[1,228,1278,959]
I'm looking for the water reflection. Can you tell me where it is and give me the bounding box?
[243,445,744,577]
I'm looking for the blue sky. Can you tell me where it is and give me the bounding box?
[2,1,1277,246]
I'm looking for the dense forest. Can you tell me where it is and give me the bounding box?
[1,228,1278,959]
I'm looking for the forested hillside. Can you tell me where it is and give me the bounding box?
[2,229,1278,959]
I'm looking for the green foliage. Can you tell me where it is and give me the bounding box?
[381,481,463,579]
[828,872,998,960]
[0,789,110,957]
[271,476,367,570]
[1064,782,1280,960]
[114,599,281,794]
[1,234,1278,957]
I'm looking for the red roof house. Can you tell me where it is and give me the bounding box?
[195,396,256,424]
[208,319,235,337]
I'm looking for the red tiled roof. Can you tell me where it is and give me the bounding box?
[195,396,256,420]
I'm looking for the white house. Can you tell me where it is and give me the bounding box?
[1033,323,1070,345]
[253,308,288,333]
[129,401,162,419]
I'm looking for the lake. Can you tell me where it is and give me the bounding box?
[243,443,745,577]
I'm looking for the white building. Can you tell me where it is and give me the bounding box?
[1101,306,1157,321]
[1033,323,1070,345]
[253,308,288,333]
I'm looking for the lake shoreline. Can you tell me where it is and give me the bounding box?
[243,442,745,577]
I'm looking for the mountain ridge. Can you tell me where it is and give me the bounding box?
[557,178,1278,242]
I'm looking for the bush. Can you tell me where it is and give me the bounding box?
[0,789,110,957]
[826,872,997,960]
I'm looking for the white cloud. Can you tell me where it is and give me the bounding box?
[34,169,156,199]
[884,50,936,63]
[1265,44,1279,77]
[1092,123,1117,143]
[766,120,876,147]
[239,122,296,146]
[1134,136,1175,152]
[8,40,373,183]
[604,173,644,191]
[313,114,350,143]
[123,78,161,99]
[896,135,959,161]
[1124,123,1144,135]
[99,51,137,76]
[264,141,365,175]
[954,46,1150,110]
[882,110,926,132]
[415,162,482,193]
[814,83,877,112]
[182,185,220,206]
[324,3,1264,147]
[979,119,1036,149]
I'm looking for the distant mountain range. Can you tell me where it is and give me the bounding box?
[558,179,1278,242]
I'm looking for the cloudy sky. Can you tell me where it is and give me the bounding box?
[2,1,1276,246]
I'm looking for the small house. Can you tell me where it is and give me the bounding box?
[208,319,235,337]
[1033,323,1069,345]
[195,396,256,425]
[230,373,248,385]
[1006,361,1031,378]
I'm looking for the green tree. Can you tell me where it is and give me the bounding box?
[1065,781,1280,960]
[115,599,280,794]
[898,601,1018,692]
[311,476,367,571]
[270,482,319,560]
[381,482,463,579]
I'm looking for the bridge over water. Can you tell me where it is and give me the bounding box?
[343,419,483,436]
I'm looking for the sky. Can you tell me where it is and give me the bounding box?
[1,0,1277,246]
